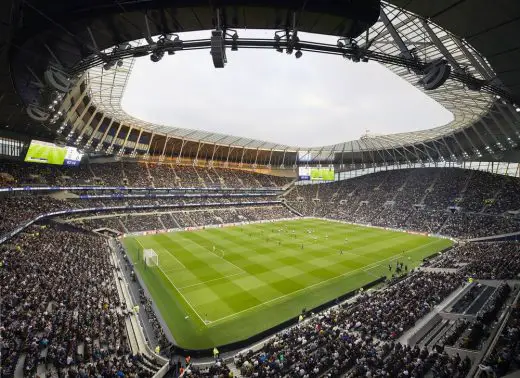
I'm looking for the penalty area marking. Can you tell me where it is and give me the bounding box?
[162,249,187,269]
[207,247,248,275]
[156,264,208,325]
[177,272,247,290]
[133,239,208,325]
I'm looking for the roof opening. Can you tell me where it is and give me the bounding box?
[121,30,453,147]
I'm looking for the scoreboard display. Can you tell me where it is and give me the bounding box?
[298,167,335,181]
[25,140,83,166]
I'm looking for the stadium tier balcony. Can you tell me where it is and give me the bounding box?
[0,161,292,189]
[286,167,520,238]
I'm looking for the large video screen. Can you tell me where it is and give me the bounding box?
[298,167,335,181]
[298,166,311,180]
[24,140,83,166]
[63,146,83,166]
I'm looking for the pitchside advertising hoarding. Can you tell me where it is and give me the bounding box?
[24,140,83,166]
[298,166,335,181]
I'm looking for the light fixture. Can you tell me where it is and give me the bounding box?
[295,50,303,59]
[231,33,238,51]
[150,50,164,62]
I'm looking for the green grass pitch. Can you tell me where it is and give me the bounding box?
[122,218,453,350]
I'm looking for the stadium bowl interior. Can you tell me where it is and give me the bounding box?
[1,1,520,377]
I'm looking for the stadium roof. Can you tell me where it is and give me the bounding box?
[1,0,520,164]
[85,1,495,152]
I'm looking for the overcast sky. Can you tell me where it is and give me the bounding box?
[122,30,453,147]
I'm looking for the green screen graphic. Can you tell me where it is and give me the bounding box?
[24,140,67,165]
[310,168,335,181]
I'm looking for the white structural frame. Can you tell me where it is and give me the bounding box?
[85,1,502,157]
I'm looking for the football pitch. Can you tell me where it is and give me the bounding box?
[122,218,453,350]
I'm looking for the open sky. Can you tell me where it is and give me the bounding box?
[122,30,453,147]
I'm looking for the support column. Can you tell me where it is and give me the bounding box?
[84,114,105,149]
[106,123,124,154]
[94,119,115,152]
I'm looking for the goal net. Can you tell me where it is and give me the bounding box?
[143,249,159,267]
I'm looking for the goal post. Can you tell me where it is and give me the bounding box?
[143,249,159,267]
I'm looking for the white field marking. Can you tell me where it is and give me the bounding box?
[207,247,248,275]
[134,238,207,325]
[362,239,443,274]
[207,251,410,326]
[177,272,247,290]
[135,238,186,269]
[156,264,207,325]
[208,237,447,325]
[161,267,187,274]
[363,255,400,275]
[164,250,187,269]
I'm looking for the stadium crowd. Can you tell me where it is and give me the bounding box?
[0,224,161,377]
[0,161,292,188]
[1,164,519,240]
[1,162,520,378]
[426,241,520,279]
[287,167,520,238]
[481,301,520,377]
[234,271,470,378]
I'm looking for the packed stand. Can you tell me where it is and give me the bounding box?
[0,225,159,377]
[440,213,520,239]
[0,161,292,189]
[235,271,464,377]
[431,242,520,279]
[481,300,520,377]
[287,167,520,238]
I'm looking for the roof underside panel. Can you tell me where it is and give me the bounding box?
[86,1,495,154]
